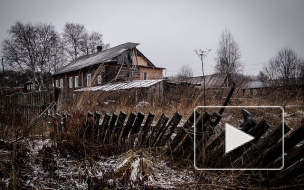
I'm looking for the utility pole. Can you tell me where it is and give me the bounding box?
[194,49,211,107]
[1,58,3,73]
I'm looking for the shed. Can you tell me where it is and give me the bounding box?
[184,74,230,89]
[75,79,164,103]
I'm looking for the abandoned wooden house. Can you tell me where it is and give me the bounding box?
[241,80,264,96]
[52,42,164,99]
[184,74,231,89]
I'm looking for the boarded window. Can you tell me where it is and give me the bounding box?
[87,73,91,86]
[69,77,73,88]
[75,76,79,88]
[60,79,63,89]
[97,75,102,85]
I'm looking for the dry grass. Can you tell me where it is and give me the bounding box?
[62,83,303,130]
[1,78,303,189]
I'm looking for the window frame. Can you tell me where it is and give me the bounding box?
[87,73,91,86]
[69,77,73,88]
[97,75,102,85]
[75,76,79,88]
[60,78,63,89]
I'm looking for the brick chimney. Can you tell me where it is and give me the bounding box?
[97,46,103,53]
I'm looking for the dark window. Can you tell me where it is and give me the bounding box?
[143,72,147,80]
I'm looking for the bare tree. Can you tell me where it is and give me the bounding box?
[257,71,268,84]
[214,28,242,77]
[63,23,110,60]
[261,46,302,86]
[176,64,193,81]
[62,23,87,61]
[1,21,60,89]
[49,36,67,73]
[80,32,110,55]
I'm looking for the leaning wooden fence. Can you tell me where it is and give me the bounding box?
[4,91,53,123]
[50,110,304,187]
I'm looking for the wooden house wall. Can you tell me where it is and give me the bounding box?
[139,67,163,80]
[134,56,148,66]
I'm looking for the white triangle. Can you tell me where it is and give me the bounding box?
[225,123,255,154]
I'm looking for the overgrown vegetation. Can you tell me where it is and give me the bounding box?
[0,84,303,189]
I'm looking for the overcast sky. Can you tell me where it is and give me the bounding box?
[1,0,303,77]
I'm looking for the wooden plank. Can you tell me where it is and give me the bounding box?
[154,111,182,147]
[130,112,145,135]
[172,133,192,158]
[234,122,290,168]
[205,131,225,157]
[169,111,200,149]
[98,113,111,143]
[216,119,269,168]
[93,111,101,142]
[251,123,304,168]
[276,144,304,169]
[126,112,145,149]
[192,112,211,143]
[148,113,169,147]
[185,112,211,160]
[110,111,127,143]
[269,158,304,186]
[119,112,136,142]
[139,112,155,146]
[85,111,94,139]
[266,144,304,180]
[194,112,222,164]
[204,119,266,167]
[103,112,117,144]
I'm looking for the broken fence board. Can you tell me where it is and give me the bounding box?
[119,112,136,140]
[251,123,304,168]
[99,113,111,143]
[168,111,200,151]
[130,112,145,135]
[269,158,304,186]
[110,111,127,143]
[106,112,118,140]
[141,112,155,147]
[93,111,101,142]
[217,119,269,168]
[154,111,182,147]
[266,144,304,180]
[148,113,169,147]
[234,122,290,168]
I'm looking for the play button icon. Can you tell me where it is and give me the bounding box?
[225,123,255,154]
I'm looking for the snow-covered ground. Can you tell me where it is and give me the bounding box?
[0,138,196,189]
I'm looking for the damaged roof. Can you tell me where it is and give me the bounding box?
[75,79,163,92]
[184,74,228,88]
[54,42,139,75]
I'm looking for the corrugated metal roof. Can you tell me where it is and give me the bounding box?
[184,74,227,88]
[75,79,163,92]
[54,42,139,75]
